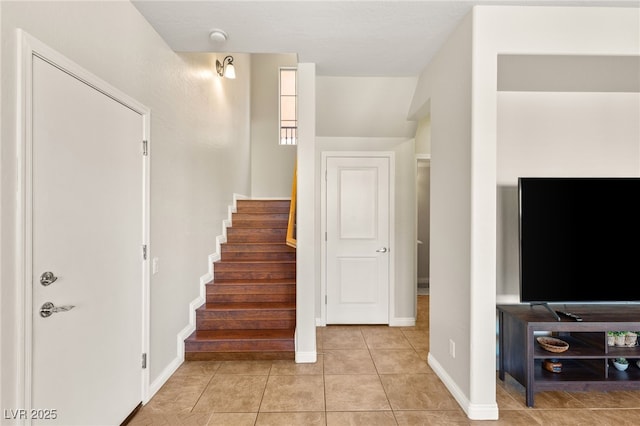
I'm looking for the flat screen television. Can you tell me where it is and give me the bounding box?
[518,177,640,304]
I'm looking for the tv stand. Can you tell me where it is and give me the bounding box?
[497,304,640,407]
[530,302,561,321]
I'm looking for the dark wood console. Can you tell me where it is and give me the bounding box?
[497,304,640,407]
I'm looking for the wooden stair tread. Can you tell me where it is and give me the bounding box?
[207,278,296,285]
[199,302,295,310]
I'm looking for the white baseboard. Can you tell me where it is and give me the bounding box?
[427,353,499,420]
[295,351,318,363]
[389,317,416,327]
[316,318,326,327]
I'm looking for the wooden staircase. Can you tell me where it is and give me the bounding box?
[184,199,296,360]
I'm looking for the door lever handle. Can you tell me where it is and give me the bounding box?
[376,247,388,253]
[40,302,75,318]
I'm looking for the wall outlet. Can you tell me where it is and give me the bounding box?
[152,257,159,275]
[449,339,456,358]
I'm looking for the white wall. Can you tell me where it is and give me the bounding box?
[315,137,417,325]
[1,1,251,410]
[317,76,418,138]
[295,63,317,362]
[250,53,297,197]
[407,5,639,421]
[496,92,640,300]
[409,9,478,415]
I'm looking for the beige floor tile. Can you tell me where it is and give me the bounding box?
[215,360,272,375]
[259,375,325,412]
[567,390,640,409]
[362,328,413,349]
[525,408,602,426]
[131,295,640,426]
[326,410,397,426]
[370,349,431,374]
[144,375,212,413]
[323,349,377,375]
[206,412,257,426]
[325,374,390,411]
[171,361,221,378]
[527,390,586,409]
[590,408,640,426]
[380,374,459,410]
[322,326,367,349]
[255,411,326,425]
[192,374,267,413]
[270,355,324,375]
[128,409,213,426]
[401,330,429,351]
[395,410,471,425]
[495,383,526,410]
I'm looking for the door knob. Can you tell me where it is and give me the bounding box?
[39,271,58,286]
[39,302,75,318]
[376,247,388,253]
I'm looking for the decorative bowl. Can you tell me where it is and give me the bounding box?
[613,359,629,371]
[537,336,569,353]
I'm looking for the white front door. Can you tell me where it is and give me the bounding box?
[325,155,391,324]
[30,54,144,425]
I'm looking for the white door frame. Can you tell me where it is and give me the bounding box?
[320,151,395,326]
[15,30,151,415]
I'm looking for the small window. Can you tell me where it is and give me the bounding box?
[279,68,297,145]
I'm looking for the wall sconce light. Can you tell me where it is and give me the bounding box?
[216,56,236,79]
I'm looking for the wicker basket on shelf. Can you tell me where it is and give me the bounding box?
[536,336,569,353]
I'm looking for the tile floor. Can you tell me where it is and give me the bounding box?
[130,296,640,425]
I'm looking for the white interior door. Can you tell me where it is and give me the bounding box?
[326,156,390,324]
[31,55,144,425]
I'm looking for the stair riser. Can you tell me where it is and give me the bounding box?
[196,318,295,330]
[222,243,295,253]
[226,228,287,243]
[214,271,295,280]
[185,340,294,352]
[231,221,288,229]
[221,251,296,261]
[207,283,295,294]
[236,200,290,214]
[197,308,294,321]
[214,262,295,272]
[206,294,295,303]
[205,281,296,295]
[185,352,295,361]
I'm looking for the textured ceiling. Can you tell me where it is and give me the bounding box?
[132,0,639,76]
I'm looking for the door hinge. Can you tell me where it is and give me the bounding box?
[325,231,327,241]
[142,353,147,369]
[142,140,148,156]
[325,295,327,305]
[142,244,147,260]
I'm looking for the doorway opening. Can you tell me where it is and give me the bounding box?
[416,157,430,296]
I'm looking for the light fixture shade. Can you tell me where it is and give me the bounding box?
[216,55,236,79]
[224,63,236,79]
